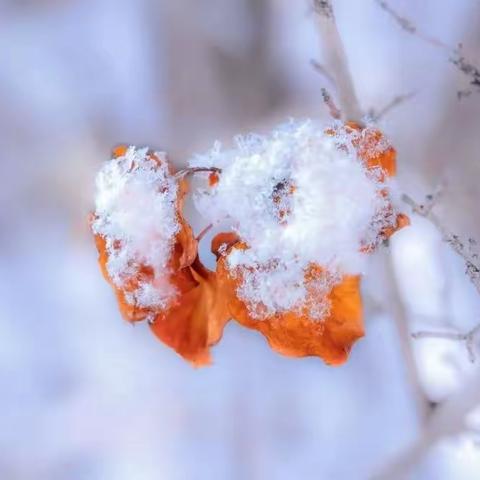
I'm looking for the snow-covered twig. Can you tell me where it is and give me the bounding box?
[374,366,480,479]
[412,324,480,363]
[375,191,480,476]
[312,0,431,437]
[312,0,363,122]
[402,193,480,295]
[382,250,431,423]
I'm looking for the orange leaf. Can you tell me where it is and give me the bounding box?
[211,231,240,260]
[381,212,411,241]
[93,233,157,322]
[216,241,364,365]
[149,258,231,366]
[341,123,410,242]
[91,148,198,323]
[175,216,198,270]
[112,144,129,159]
[94,125,406,368]
[92,148,231,366]
[344,121,396,178]
[208,171,219,187]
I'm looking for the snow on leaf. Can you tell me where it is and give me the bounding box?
[91,119,409,366]
[216,239,363,365]
[91,146,185,319]
[91,145,232,365]
[192,119,406,322]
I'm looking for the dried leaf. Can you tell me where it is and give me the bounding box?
[344,121,397,178]
[91,147,198,323]
[92,147,232,366]
[211,231,240,260]
[93,232,159,322]
[210,120,401,365]
[93,122,407,368]
[150,258,231,366]
[216,242,363,365]
[343,123,410,243]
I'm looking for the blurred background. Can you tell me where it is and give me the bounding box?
[2,0,480,478]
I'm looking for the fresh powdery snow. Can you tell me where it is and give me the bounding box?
[92,146,179,310]
[190,119,398,319]
[91,120,398,321]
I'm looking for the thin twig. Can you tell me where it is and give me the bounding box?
[312,0,334,19]
[175,167,222,179]
[376,192,480,476]
[368,91,417,122]
[309,59,335,85]
[312,0,363,122]
[383,250,432,424]
[321,87,341,119]
[374,0,450,50]
[373,188,480,480]
[196,223,213,243]
[374,367,480,479]
[402,193,480,295]
[412,324,480,363]
[311,0,430,442]
[451,47,480,98]
[375,0,480,97]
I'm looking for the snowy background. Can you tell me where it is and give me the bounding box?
[1,0,480,478]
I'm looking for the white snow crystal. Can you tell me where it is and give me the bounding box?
[190,119,398,319]
[92,146,179,310]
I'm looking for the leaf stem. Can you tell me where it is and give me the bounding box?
[175,167,222,179]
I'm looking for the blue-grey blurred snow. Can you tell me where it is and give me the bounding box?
[1,0,480,479]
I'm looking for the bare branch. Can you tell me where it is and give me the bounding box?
[196,223,213,243]
[368,91,417,122]
[375,0,480,97]
[309,58,335,85]
[412,324,480,363]
[374,0,450,49]
[375,0,416,33]
[382,250,432,424]
[312,0,363,122]
[402,193,480,295]
[451,46,480,97]
[374,367,480,479]
[312,0,334,19]
[374,189,480,477]
[321,87,341,119]
[175,166,222,179]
